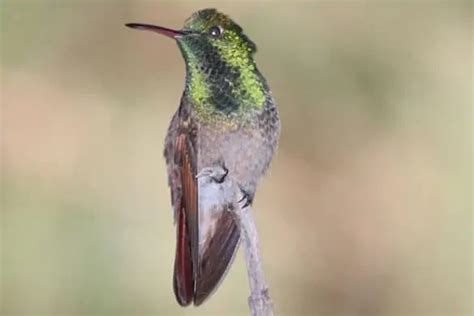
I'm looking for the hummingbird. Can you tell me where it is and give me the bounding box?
[126,8,280,306]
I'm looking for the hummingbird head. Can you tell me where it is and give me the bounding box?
[178,8,257,61]
[127,9,268,119]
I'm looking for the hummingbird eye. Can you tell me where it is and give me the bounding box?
[208,25,223,38]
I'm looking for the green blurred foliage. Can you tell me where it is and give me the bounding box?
[1,1,472,315]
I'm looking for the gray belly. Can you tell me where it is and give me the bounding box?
[197,125,272,194]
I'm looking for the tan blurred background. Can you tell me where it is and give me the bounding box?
[1,1,472,315]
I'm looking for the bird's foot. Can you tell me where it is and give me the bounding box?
[238,188,253,209]
[196,164,228,183]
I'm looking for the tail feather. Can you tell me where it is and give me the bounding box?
[194,210,241,305]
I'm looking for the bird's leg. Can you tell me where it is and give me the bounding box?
[238,188,254,209]
[196,163,228,183]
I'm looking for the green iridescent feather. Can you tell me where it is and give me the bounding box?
[176,9,268,124]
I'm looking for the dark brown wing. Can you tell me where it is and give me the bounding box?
[166,102,240,306]
[172,130,199,306]
[194,211,240,305]
[173,199,193,305]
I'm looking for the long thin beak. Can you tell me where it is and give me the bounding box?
[125,23,185,39]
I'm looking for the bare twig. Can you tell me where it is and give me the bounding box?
[233,200,274,316]
[198,167,274,316]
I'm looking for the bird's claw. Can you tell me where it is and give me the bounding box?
[238,189,253,209]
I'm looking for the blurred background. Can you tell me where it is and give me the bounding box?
[1,1,472,315]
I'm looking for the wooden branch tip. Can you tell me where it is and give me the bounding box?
[234,200,274,316]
